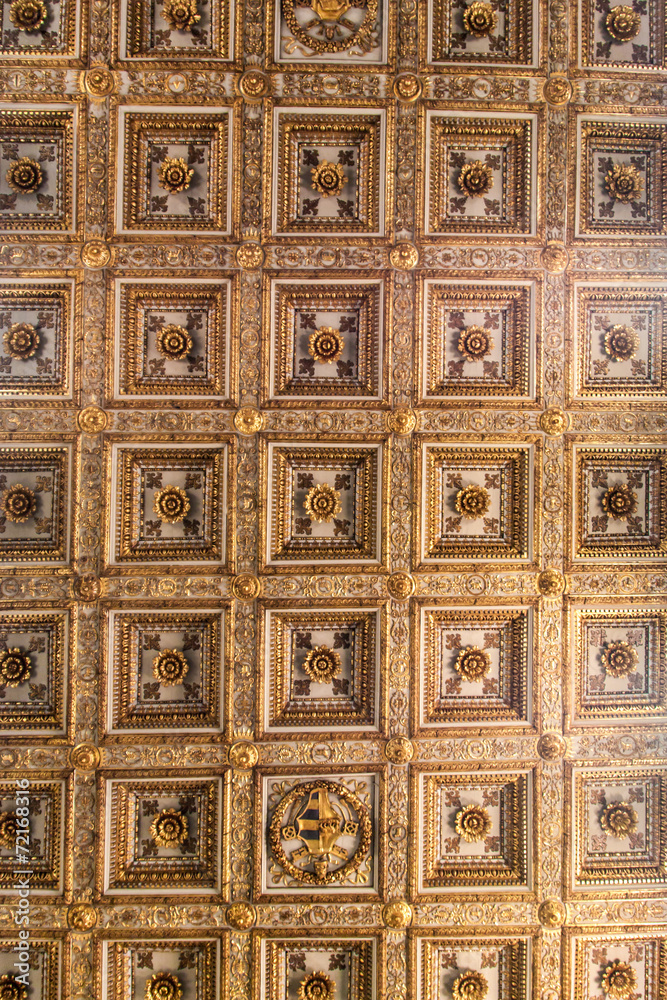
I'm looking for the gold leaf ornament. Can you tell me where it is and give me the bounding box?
[600,800,638,838]
[605,5,641,40]
[463,1,497,35]
[150,808,188,847]
[604,163,643,204]
[234,405,264,434]
[304,483,342,523]
[145,973,183,1000]
[0,485,36,523]
[602,961,637,1000]
[238,69,271,100]
[228,741,259,769]
[455,804,492,842]
[308,326,344,364]
[389,242,419,270]
[311,160,346,198]
[458,325,494,361]
[0,648,31,686]
[382,900,413,927]
[455,484,491,519]
[302,645,341,684]
[81,241,111,268]
[231,574,261,600]
[0,975,28,1000]
[452,970,489,1000]
[601,483,637,520]
[157,156,194,194]
[153,649,189,685]
[454,645,491,682]
[8,0,46,30]
[458,160,494,198]
[153,485,190,523]
[537,898,566,927]
[602,640,638,678]
[297,972,334,1000]
[6,157,42,194]
[537,568,566,596]
[155,324,193,360]
[387,571,415,600]
[67,902,98,932]
[3,322,39,360]
[384,736,414,763]
[226,901,256,929]
[77,405,108,433]
[604,324,639,362]
[83,66,115,97]
[162,0,199,30]
[393,73,423,102]
[69,743,101,770]
[0,812,18,850]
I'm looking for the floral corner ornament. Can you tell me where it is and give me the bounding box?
[455,804,492,842]
[6,157,42,194]
[0,649,32,687]
[458,160,494,199]
[304,483,342,523]
[226,901,256,930]
[153,649,189,685]
[157,157,194,194]
[602,640,638,677]
[303,645,341,684]
[600,800,638,838]
[454,645,491,682]
[455,484,491,519]
[452,970,489,1000]
[150,808,188,848]
[228,741,259,769]
[3,322,39,360]
[0,485,36,523]
[153,485,190,523]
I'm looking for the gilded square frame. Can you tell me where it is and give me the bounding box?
[112,0,240,67]
[0,771,72,897]
[419,0,541,70]
[409,929,535,1000]
[98,932,228,1000]
[563,925,667,1000]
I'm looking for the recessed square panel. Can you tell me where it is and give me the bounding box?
[117,0,233,61]
[567,602,667,728]
[262,438,387,572]
[570,281,667,403]
[262,275,387,405]
[567,766,667,896]
[271,0,389,65]
[268,106,388,238]
[419,278,538,402]
[101,936,224,1000]
[574,115,667,241]
[425,0,536,66]
[107,442,233,569]
[115,104,232,236]
[424,109,538,238]
[0,278,76,403]
[411,767,534,896]
[111,276,234,403]
[567,928,667,1000]
[570,445,667,562]
[258,602,386,738]
[416,441,535,566]
[0,443,73,566]
[0,606,70,735]
[102,605,228,736]
[99,772,228,896]
[0,939,62,1000]
[255,769,382,899]
[0,0,82,60]
[0,776,69,895]
[413,603,534,733]
[415,933,531,1000]
[254,932,381,1000]
[578,0,665,70]
[0,106,78,233]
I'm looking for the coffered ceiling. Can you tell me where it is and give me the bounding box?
[0,0,665,999]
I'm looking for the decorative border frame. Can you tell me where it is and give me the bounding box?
[112,0,241,67]
[409,929,535,1000]
[266,0,394,71]
[98,932,228,1000]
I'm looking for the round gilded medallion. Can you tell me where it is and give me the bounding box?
[541,242,569,273]
[153,485,190,523]
[303,645,341,684]
[152,649,189,685]
[8,0,46,30]
[308,326,344,364]
[0,974,28,1000]
[155,324,193,361]
[311,160,346,198]
[382,900,413,928]
[454,646,491,683]
[226,901,256,930]
[80,241,111,268]
[238,69,271,100]
[150,808,188,848]
[0,648,31,687]
[6,157,42,194]
[162,0,199,29]
[231,574,261,600]
[602,961,637,1000]
[0,812,18,850]
[297,972,334,1000]
[389,242,419,270]
[77,405,108,433]
[605,5,641,40]
[600,800,638,838]
[74,574,101,602]
[537,569,566,596]
[453,971,489,1000]
[384,736,414,764]
[234,405,264,434]
[537,733,567,761]
[3,322,39,360]
[0,485,36,523]
[458,325,494,362]
[304,483,342,523]
[602,640,638,678]
[393,73,423,102]
[463,1,497,35]
[455,804,492,843]
[269,779,372,885]
[386,408,416,435]
[281,0,379,54]
[69,743,101,770]
[458,160,494,199]
[387,572,415,600]
[228,741,259,769]
[604,163,643,204]
[83,66,115,97]
[158,156,194,194]
[537,898,566,928]
[455,484,491,520]
[543,76,572,105]
[601,483,637,520]
[539,408,569,435]
[603,324,639,362]
[67,902,98,932]
[236,243,264,269]
[145,973,183,1000]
